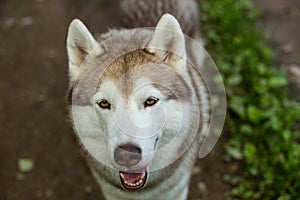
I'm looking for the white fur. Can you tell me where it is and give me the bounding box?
[68,13,210,200]
[92,78,183,171]
[72,106,111,167]
[147,14,187,75]
[67,19,100,83]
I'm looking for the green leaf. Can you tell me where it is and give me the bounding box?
[229,96,246,118]
[227,147,243,160]
[240,124,253,135]
[269,76,288,88]
[244,143,256,161]
[247,105,264,123]
[18,158,34,173]
[227,74,242,86]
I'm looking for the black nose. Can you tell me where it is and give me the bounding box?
[114,144,142,168]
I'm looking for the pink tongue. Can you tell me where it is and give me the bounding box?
[123,172,142,183]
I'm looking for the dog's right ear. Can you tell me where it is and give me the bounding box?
[67,19,99,83]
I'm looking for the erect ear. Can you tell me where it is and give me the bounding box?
[147,14,187,74]
[66,19,99,83]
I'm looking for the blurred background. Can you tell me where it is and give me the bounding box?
[0,0,299,199]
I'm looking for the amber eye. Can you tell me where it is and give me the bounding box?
[144,97,159,108]
[97,100,111,109]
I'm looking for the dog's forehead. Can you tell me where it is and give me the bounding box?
[71,50,191,106]
[98,51,165,96]
[101,50,161,76]
[96,50,191,101]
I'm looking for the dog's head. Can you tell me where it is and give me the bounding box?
[66,14,199,190]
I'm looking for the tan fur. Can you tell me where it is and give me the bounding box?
[99,50,191,102]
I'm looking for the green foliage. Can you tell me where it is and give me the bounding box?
[199,0,300,199]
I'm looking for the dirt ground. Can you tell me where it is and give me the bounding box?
[1,0,299,200]
[253,0,300,93]
[254,0,300,65]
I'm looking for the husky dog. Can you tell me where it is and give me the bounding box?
[66,0,212,199]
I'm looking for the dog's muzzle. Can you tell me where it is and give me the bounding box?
[114,144,148,190]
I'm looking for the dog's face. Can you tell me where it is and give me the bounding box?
[94,59,193,189]
[67,15,198,190]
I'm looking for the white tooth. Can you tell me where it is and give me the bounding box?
[139,179,143,184]
[120,173,124,179]
[141,172,145,179]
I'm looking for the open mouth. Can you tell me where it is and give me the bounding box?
[119,168,147,190]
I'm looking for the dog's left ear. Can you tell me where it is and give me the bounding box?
[66,19,99,83]
[147,14,187,75]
